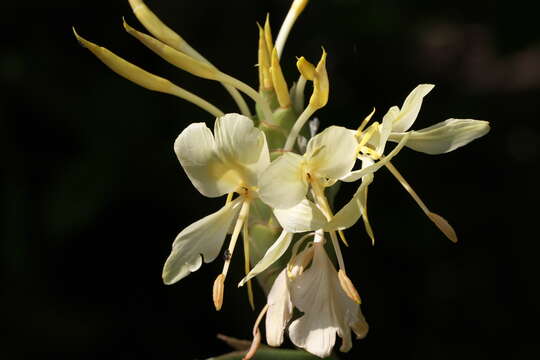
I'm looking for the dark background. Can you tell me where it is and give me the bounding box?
[2,0,538,359]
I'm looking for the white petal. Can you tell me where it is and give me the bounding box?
[289,243,366,358]
[274,199,327,233]
[162,198,242,284]
[305,126,358,179]
[388,118,490,155]
[238,230,293,287]
[258,152,308,209]
[388,84,434,133]
[214,113,270,185]
[327,173,373,230]
[373,106,397,154]
[341,132,410,182]
[174,123,238,197]
[265,269,293,347]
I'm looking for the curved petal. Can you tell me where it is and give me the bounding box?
[388,119,490,155]
[341,133,410,183]
[214,113,270,178]
[388,84,434,133]
[305,126,358,180]
[162,198,242,284]
[265,269,293,347]
[274,199,327,233]
[327,172,373,231]
[174,123,238,197]
[258,152,308,209]
[239,230,293,287]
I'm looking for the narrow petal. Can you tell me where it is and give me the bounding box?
[388,84,434,133]
[305,126,358,180]
[239,230,293,287]
[327,173,373,230]
[214,114,270,185]
[341,133,410,183]
[274,199,327,233]
[174,123,239,197]
[162,198,242,284]
[265,269,293,347]
[258,152,307,209]
[388,119,490,155]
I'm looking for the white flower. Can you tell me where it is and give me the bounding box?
[265,236,368,358]
[162,114,269,295]
[259,125,358,209]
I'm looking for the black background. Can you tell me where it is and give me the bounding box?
[2,0,539,359]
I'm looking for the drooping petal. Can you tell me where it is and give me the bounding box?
[387,84,434,133]
[305,126,358,180]
[238,230,293,287]
[258,152,307,209]
[214,113,269,171]
[274,199,327,233]
[341,133,410,183]
[265,269,293,347]
[289,243,367,358]
[174,123,239,197]
[162,198,242,284]
[388,118,490,155]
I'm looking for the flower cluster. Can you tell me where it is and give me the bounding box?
[75,0,490,358]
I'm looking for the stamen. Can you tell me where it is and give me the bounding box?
[329,231,346,272]
[222,201,251,278]
[338,269,362,304]
[212,274,225,311]
[283,104,317,151]
[385,161,458,243]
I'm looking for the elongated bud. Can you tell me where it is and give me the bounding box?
[271,48,291,108]
[257,24,273,90]
[123,20,217,80]
[264,14,274,56]
[338,269,361,304]
[213,274,225,311]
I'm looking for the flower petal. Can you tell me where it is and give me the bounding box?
[175,123,238,197]
[388,118,490,155]
[387,84,434,133]
[238,230,293,287]
[341,133,410,183]
[162,198,242,284]
[265,269,293,347]
[289,243,366,358]
[274,199,327,233]
[305,126,358,179]
[214,113,270,185]
[258,152,308,209]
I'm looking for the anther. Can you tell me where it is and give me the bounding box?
[213,274,225,311]
[338,269,362,304]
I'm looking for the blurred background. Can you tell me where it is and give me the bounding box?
[2,0,538,359]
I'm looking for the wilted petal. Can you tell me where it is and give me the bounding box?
[389,119,490,155]
[239,230,293,287]
[274,199,327,233]
[265,269,293,347]
[259,152,307,209]
[175,123,239,197]
[289,243,367,358]
[305,126,358,179]
[388,84,434,133]
[162,198,242,284]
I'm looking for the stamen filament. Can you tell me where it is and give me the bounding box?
[222,201,251,278]
[275,0,309,58]
[293,74,307,111]
[385,161,458,243]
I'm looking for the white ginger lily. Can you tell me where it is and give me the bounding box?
[162,113,269,310]
[266,232,368,358]
[332,84,490,243]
